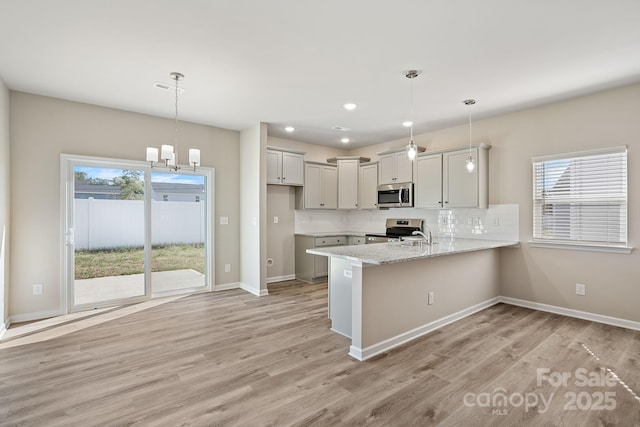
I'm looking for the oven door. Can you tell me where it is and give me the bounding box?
[377,183,413,208]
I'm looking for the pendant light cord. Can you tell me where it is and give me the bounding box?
[468,104,472,154]
[174,74,179,166]
[410,75,414,142]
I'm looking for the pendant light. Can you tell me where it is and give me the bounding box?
[405,70,420,161]
[146,72,201,172]
[463,99,476,173]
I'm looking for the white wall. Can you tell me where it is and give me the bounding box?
[9,92,240,319]
[240,123,267,295]
[295,205,519,242]
[0,78,9,332]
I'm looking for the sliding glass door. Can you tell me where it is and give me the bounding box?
[62,155,213,311]
[150,172,207,295]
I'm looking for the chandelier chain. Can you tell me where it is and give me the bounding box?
[174,73,179,165]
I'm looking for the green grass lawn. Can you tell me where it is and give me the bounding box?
[75,244,205,280]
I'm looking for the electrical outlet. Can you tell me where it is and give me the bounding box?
[273,216,279,224]
[428,291,434,305]
[33,283,43,295]
[576,283,586,296]
[225,264,231,273]
[491,217,500,227]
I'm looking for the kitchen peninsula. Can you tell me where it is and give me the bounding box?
[308,238,518,361]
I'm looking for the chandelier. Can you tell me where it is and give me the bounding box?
[146,72,200,171]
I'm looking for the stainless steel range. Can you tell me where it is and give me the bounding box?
[365,218,424,244]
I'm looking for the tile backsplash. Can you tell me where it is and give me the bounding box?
[295,204,519,241]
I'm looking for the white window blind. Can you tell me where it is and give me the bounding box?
[532,146,627,247]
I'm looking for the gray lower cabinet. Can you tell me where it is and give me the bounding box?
[295,235,347,283]
[348,236,366,245]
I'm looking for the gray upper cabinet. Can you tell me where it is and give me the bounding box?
[378,151,413,185]
[415,153,443,208]
[303,162,337,209]
[358,162,379,210]
[415,145,490,209]
[266,147,304,186]
[338,159,359,210]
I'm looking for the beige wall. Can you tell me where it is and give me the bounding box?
[0,79,9,329]
[352,83,640,323]
[266,185,296,279]
[265,136,347,279]
[9,92,241,318]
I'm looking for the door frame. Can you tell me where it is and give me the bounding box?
[60,153,214,313]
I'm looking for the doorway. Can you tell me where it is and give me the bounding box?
[62,155,213,312]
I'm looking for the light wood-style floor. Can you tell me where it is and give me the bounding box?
[1,280,639,426]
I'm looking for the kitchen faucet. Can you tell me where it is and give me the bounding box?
[412,226,433,246]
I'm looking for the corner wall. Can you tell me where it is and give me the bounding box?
[0,78,9,332]
[240,123,267,295]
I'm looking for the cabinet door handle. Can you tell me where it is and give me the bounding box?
[282,177,286,181]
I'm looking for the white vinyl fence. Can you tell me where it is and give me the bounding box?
[74,198,205,250]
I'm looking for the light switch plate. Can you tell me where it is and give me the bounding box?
[220,216,229,225]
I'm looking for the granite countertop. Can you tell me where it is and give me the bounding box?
[307,238,519,265]
[295,231,373,238]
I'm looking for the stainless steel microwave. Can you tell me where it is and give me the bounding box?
[377,183,414,208]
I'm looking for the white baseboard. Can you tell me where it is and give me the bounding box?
[499,296,640,331]
[10,309,66,324]
[213,282,242,292]
[349,297,501,361]
[267,274,295,284]
[239,283,269,297]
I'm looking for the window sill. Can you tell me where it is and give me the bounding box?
[528,240,633,254]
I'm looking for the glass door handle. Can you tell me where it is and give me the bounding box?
[66,228,75,246]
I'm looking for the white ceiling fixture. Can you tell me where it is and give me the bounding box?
[146,72,201,172]
[405,70,420,161]
[402,121,413,127]
[284,126,295,132]
[342,103,358,111]
[1,1,639,149]
[464,99,476,173]
[341,137,350,143]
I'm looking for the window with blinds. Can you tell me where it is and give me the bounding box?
[532,146,627,248]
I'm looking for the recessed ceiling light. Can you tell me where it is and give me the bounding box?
[154,82,184,94]
[342,103,357,111]
[332,125,351,131]
[402,121,413,127]
[284,126,295,132]
[341,138,350,143]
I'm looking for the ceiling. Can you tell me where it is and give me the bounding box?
[1,1,639,149]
